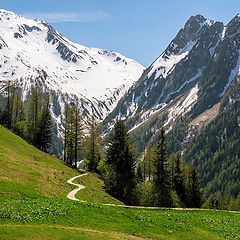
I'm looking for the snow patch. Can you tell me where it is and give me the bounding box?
[166,68,203,100]
[148,40,197,80]
[220,49,240,97]
[164,85,199,127]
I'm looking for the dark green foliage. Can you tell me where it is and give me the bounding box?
[166,116,189,153]
[173,155,188,207]
[136,163,143,182]
[187,167,203,208]
[185,100,240,197]
[35,100,52,152]
[152,128,173,207]
[85,115,102,172]
[105,119,136,205]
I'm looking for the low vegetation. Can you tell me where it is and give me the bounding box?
[1,197,240,240]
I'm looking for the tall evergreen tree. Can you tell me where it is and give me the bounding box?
[27,86,41,144]
[153,128,173,207]
[105,119,136,204]
[85,115,102,172]
[173,155,187,207]
[35,98,52,152]
[187,167,203,208]
[136,163,143,182]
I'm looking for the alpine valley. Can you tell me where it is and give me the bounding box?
[1,9,240,199]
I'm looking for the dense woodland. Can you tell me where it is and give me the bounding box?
[0,81,239,210]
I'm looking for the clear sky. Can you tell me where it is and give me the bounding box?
[0,0,239,66]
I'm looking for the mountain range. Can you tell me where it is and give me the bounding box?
[0,9,240,197]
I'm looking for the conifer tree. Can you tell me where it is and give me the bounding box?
[85,115,102,172]
[105,119,136,204]
[153,128,173,207]
[64,103,84,167]
[187,167,203,208]
[35,98,52,152]
[173,155,187,207]
[27,85,41,144]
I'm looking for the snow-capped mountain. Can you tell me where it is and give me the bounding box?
[103,13,240,197]
[0,9,144,121]
[104,14,240,150]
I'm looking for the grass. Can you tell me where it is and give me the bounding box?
[0,126,78,199]
[0,126,240,239]
[75,173,123,205]
[0,198,240,240]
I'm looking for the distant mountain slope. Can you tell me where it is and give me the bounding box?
[104,14,240,148]
[103,14,240,197]
[0,9,143,121]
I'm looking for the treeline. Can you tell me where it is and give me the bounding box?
[98,120,203,207]
[0,81,52,152]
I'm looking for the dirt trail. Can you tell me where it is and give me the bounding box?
[66,173,89,201]
[67,173,225,211]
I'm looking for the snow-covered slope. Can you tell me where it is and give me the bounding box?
[0,9,144,120]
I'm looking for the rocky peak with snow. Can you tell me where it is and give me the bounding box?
[103,13,240,154]
[0,8,144,154]
[0,9,144,120]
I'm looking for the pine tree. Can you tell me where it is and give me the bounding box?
[105,119,136,204]
[27,86,41,145]
[187,167,203,208]
[173,155,187,207]
[35,99,52,152]
[153,128,172,207]
[1,81,13,128]
[73,104,84,168]
[85,115,102,172]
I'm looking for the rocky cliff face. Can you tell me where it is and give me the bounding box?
[104,14,240,153]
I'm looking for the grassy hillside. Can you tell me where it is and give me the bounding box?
[0,126,239,240]
[0,126,78,199]
[75,173,122,205]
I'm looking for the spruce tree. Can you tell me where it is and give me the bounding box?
[136,163,143,182]
[35,99,52,152]
[153,128,172,207]
[85,115,102,172]
[173,155,187,207]
[188,167,203,208]
[105,119,136,204]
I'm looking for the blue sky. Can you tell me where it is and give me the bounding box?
[0,0,239,66]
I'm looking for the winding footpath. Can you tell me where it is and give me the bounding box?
[66,174,236,211]
[66,173,89,201]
